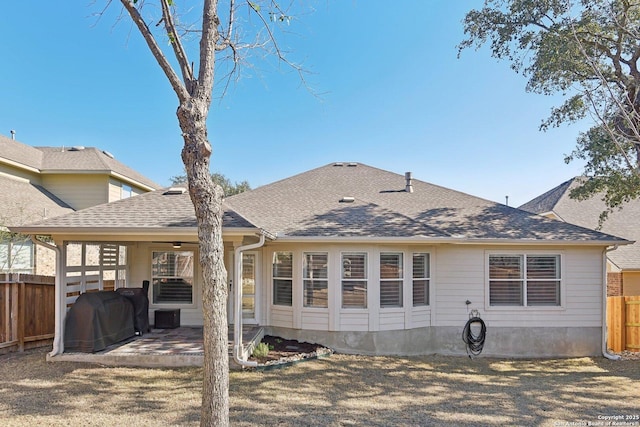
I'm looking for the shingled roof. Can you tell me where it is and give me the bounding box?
[519,177,639,269]
[15,162,628,246]
[0,135,159,190]
[0,175,73,227]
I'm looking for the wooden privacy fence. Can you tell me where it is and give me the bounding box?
[0,273,55,354]
[607,295,640,353]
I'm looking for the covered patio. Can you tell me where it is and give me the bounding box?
[47,325,264,368]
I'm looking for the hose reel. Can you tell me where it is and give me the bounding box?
[462,309,486,358]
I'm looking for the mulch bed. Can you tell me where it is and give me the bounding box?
[248,335,332,367]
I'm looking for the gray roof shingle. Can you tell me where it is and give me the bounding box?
[0,175,74,227]
[224,163,623,242]
[13,163,629,245]
[0,135,159,190]
[519,177,640,269]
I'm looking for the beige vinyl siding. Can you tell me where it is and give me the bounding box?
[41,174,109,210]
[128,242,204,327]
[433,245,603,328]
[300,310,329,330]
[108,178,150,202]
[0,164,41,184]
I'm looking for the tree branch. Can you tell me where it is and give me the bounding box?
[159,0,195,91]
[119,0,189,102]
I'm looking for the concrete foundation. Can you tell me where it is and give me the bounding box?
[265,326,602,358]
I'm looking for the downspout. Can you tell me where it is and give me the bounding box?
[30,235,64,357]
[602,245,621,361]
[233,232,266,368]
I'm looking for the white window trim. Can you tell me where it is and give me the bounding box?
[272,251,294,307]
[149,246,198,310]
[302,251,330,310]
[340,251,368,310]
[484,250,565,311]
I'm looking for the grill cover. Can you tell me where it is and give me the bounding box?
[64,291,135,353]
[115,287,150,335]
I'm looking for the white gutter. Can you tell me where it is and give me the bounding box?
[30,235,64,357]
[233,232,267,368]
[602,245,621,361]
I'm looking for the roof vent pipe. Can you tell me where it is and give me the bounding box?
[405,172,413,193]
[10,130,15,140]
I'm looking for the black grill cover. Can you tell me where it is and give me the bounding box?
[64,291,135,353]
[115,287,150,335]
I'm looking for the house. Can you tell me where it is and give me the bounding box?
[0,133,159,274]
[519,177,640,296]
[11,162,630,358]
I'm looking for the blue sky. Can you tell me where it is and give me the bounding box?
[1,1,590,207]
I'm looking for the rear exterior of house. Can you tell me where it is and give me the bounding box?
[13,163,629,358]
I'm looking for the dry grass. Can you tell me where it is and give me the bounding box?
[1,348,639,426]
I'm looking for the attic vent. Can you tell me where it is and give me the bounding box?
[333,162,344,167]
[69,146,85,151]
[102,150,115,159]
[347,162,357,167]
[163,187,187,195]
[340,196,355,203]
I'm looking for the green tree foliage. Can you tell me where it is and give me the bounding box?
[459,0,640,220]
[170,172,251,197]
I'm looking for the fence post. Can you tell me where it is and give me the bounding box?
[18,279,25,352]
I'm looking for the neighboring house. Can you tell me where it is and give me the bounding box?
[12,162,630,358]
[0,134,159,274]
[519,177,639,297]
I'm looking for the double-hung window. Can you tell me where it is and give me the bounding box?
[489,254,561,307]
[272,252,293,306]
[303,252,328,308]
[380,252,403,308]
[152,250,194,304]
[412,253,430,306]
[342,253,367,308]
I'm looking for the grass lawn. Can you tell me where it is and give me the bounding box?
[1,348,638,426]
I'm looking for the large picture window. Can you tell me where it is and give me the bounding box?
[152,251,194,304]
[380,252,403,308]
[272,252,293,306]
[342,252,367,308]
[489,254,561,307]
[303,252,328,308]
[412,253,430,306]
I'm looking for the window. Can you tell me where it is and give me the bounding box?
[380,252,403,308]
[303,252,328,308]
[272,252,293,306]
[121,184,133,199]
[412,253,430,306]
[0,238,34,273]
[342,252,367,308]
[152,251,194,304]
[489,254,561,307]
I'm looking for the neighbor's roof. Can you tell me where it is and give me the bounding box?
[520,177,639,269]
[11,187,255,234]
[0,175,74,228]
[12,163,630,245]
[0,135,159,190]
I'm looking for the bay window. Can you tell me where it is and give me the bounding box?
[273,252,293,306]
[303,252,328,308]
[342,252,367,308]
[380,252,403,308]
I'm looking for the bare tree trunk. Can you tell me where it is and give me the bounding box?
[177,103,229,427]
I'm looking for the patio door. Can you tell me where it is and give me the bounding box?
[241,252,257,323]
